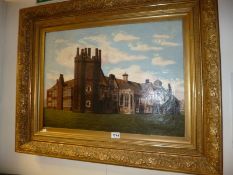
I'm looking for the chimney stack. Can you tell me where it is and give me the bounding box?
[88,48,91,57]
[99,50,101,59]
[95,48,99,59]
[59,74,64,84]
[122,73,128,82]
[85,48,88,56]
[76,48,79,56]
[109,74,115,80]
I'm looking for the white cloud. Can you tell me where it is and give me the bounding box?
[108,65,184,100]
[82,35,147,64]
[153,34,171,39]
[46,71,59,83]
[152,56,176,67]
[44,71,58,100]
[55,45,77,69]
[82,34,108,44]
[153,34,180,47]
[63,73,73,82]
[128,43,163,51]
[54,35,147,69]
[108,65,157,84]
[45,71,60,91]
[54,39,69,44]
[113,32,139,42]
[155,40,180,47]
[55,41,96,69]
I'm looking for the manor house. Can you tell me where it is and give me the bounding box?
[46,47,180,114]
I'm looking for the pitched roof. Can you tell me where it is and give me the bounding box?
[47,74,142,94]
[116,79,141,94]
[64,79,74,87]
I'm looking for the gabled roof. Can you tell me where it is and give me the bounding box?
[64,79,74,87]
[99,69,108,86]
[116,79,141,94]
[47,73,142,94]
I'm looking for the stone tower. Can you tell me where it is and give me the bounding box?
[57,74,64,110]
[72,47,102,113]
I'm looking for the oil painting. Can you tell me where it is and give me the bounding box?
[16,0,222,173]
[44,19,185,137]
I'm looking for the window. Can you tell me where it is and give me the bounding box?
[63,99,71,108]
[120,94,123,106]
[125,94,129,107]
[85,85,92,93]
[63,88,71,97]
[130,94,133,108]
[51,99,57,108]
[52,89,57,97]
[85,100,91,108]
[135,97,139,105]
[113,94,117,101]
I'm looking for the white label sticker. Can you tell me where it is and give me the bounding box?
[111,132,120,139]
[41,128,47,132]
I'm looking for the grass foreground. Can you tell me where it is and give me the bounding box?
[44,108,185,137]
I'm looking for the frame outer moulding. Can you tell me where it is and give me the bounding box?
[15,0,222,174]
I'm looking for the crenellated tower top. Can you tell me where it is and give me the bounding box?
[75,47,101,65]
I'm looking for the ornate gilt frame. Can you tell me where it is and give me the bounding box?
[16,0,222,174]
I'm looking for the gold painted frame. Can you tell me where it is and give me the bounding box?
[16,0,222,174]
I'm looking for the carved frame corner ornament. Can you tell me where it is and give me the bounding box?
[16,0,222,174]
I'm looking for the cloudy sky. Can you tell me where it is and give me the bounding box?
[44,19,184,100]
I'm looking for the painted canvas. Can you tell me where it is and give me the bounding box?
[44,19,185,137]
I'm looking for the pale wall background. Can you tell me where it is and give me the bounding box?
[0,0,232,174]
[0,0,6,114]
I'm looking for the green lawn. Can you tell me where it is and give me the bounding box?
[44,109,185,137]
